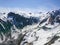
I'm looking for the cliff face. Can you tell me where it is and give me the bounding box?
[7,12,39,29]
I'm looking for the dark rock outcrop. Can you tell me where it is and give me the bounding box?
[7,12,39,29]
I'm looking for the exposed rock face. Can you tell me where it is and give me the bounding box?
[7,12,39,29]
[0,19,12,34]
[55,15,60,23]
[47,16,54,25]
[48,9,60,24]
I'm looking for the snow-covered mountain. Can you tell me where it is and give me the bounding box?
[0,9,60,45]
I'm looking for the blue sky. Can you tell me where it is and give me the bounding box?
[0,0,60,11]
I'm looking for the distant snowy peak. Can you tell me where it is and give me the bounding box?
[47,9,60,23]
[39,9,60,25]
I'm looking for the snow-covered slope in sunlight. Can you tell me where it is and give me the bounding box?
[20,9,60,45]
[20,22,60,45]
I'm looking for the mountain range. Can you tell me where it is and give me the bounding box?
[0,9,60,45]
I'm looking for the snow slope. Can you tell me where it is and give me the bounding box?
[0,9,60,45]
